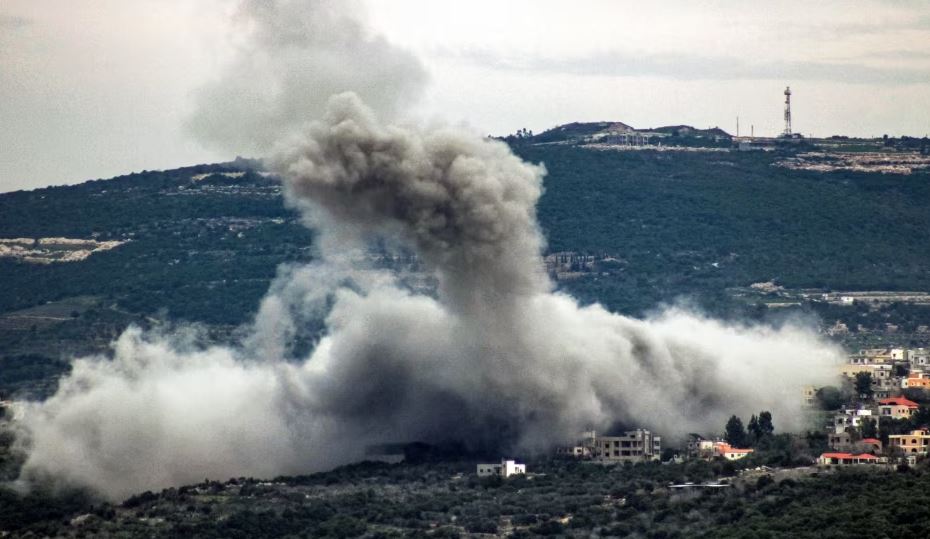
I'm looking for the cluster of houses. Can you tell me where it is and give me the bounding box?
[478,347,930,478]
[815,347,930,467]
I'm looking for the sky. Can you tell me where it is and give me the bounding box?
[2,0,930,192]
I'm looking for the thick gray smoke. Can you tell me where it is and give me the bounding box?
[16,94,842,500]
[186,0,427,156]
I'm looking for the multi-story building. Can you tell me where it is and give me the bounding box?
[590,429,661,463]
[832,407,877,433]
[888,429,930,456]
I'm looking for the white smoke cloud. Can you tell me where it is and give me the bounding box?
[16,94,842,501]
[186,0,428,156]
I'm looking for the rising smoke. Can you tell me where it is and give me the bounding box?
[186,0,427,156]
[14,1,842,501]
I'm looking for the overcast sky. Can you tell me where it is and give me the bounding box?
[2,0,930,192]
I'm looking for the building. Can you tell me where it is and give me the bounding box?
[801,385,817,408]
[688,437,752,460]
[590,429,661,463]
[818,453,884,466]
[888,429,930,456]
[908,348,930,368]
[832,407,876,433]
[878,397,919,419]
[477,459,526,478]
[714,442,754,461]
[828,431,853,450]
[904,372,930,389]
[861,438,883,453]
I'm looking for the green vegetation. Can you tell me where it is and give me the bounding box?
[3,457,930,537]
[521,145,930,318]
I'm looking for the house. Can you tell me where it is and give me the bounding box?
[714,442,754,461]
[801,385,818,407]
[589,429,661,463]
[878,397,919,419]
[908,348,930,369]
[904,373,930,389]
[828,431,853,450]
[832,407,876,433]
[861,438,883,453]
[556,445,591,458]
[477,459,526,478]
[839,364,893,383]
[686,435,716,459]
[888,429,930,456]
[818,453,884,466]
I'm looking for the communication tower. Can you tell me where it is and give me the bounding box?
[783,86,792,137]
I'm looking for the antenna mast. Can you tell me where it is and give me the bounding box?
[783,86,792,137]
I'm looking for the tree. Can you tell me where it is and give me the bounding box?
[816,386,844,410]
[855,372,873,399]
[758,411,774,436]
[725,415,748,448]
[861,418,878,439]
[748,415,761,442]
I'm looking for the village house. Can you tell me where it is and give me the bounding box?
[828,431,853,450]
[476,459,526,478]
[713,442,754,461]
[817,452,884,466]
[861,438,883,453]
[878,397,919,419]
[888,429,930,456]
[908,348,930,369]
[903,372,930,389]
[832,407,876,432]
[687,436,753,461]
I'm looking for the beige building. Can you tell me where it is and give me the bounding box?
[879,397,919,419]
[889,429,930,456]
[592,429,661,462]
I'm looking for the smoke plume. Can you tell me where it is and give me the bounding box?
[13,1,842,501]
[16,94,841,500]
[186,0,427,156]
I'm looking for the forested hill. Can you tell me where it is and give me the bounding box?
[521,145,930,308]
[2,144,930,394]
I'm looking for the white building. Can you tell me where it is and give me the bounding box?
[477,459,526,478]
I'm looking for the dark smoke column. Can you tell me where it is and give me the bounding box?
[272,92,551,314]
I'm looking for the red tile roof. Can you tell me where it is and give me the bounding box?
[878,397,919,408]
[820,452,879,460]
[861,438,881,444]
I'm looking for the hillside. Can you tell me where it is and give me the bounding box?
[3,456,930,538]
[2,143,930,397]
